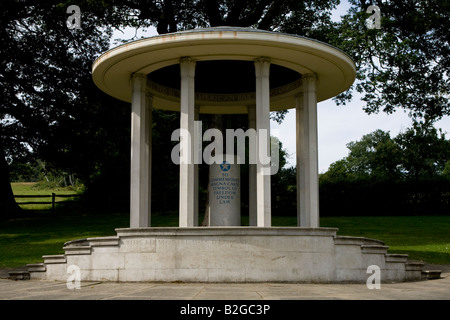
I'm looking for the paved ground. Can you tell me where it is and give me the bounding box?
[0,265,449,301]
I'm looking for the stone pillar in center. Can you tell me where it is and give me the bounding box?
[208,155,241,226]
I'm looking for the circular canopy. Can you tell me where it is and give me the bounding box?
[92,27,356,114]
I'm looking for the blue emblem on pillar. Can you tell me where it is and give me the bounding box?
[220,161,231,172]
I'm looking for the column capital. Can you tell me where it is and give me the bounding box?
[131,72,148,80]
[180,57,196,78]
[180,56,195,63]
[301,73,317,95]
[131,73,148,94]
[302,73,317,82]
[254,57,271,78]
[254,56,271,64]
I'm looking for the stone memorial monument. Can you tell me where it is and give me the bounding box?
[208,157,241,226]
[26,27,424,283]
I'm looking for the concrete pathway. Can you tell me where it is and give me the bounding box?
[0,268,448,319]
[0,267,449,300]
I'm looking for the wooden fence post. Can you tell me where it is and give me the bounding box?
[52,193,56,213]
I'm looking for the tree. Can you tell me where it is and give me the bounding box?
[3,0,448,217]
[443,160,450,179]
[329,0,449,121]
[322,129,403,182]
[0,139,20,215]
[320,125,450,216]
[271,165,297,215]
[322,125,450,182]
[122,1,450,122]
[347,129,403,180]
[0,0,348,217]
[395,121,450,180]
[131,0,339,34]
[0,0,130,216]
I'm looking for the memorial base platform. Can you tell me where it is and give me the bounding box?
[27,227,424,283]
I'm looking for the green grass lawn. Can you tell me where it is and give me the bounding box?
[1,182,449,268]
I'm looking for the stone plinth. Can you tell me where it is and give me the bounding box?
[27,227,424,283]
[208,158,241,226]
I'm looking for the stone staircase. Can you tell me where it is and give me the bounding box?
[9,230,442,283]
[333,235,430,282]
[21,236,120,281]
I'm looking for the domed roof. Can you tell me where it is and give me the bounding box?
[92,27,356,114]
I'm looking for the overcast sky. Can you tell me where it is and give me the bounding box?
[111,1,450,173]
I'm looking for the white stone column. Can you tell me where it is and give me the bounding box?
[296,74,319,227]
[179,57,196,227]
[247,104,257,226]
[194,105,200,226]
[254,57,271,227]
[130,73,152,228]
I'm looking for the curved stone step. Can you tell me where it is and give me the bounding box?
[63,245,91,255]
[361,245,389,254]
[64,237,119,248]
[404,260,425,281]
[405,260,424,271]
[421,270,441,280]
[27,263,46,272]
[385,254,409,263]
[334,235,385,246]
[64,238,89,247]
[87,236,120,247]
[43,255,67,264]
[8,270,30,280]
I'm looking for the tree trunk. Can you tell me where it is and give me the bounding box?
[201,181,211,226]
[0,143,21,219]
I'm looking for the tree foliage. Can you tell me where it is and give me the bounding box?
[126,0,339,33]
[396,121,450,180]
[0,1,130,215]
[322,122,450,182]
[1,0,449,217]
[319,122,450,216]
[330,0,450,121]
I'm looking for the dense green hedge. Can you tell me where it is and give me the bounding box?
[319,178,450,216]
[269,168,450,217]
